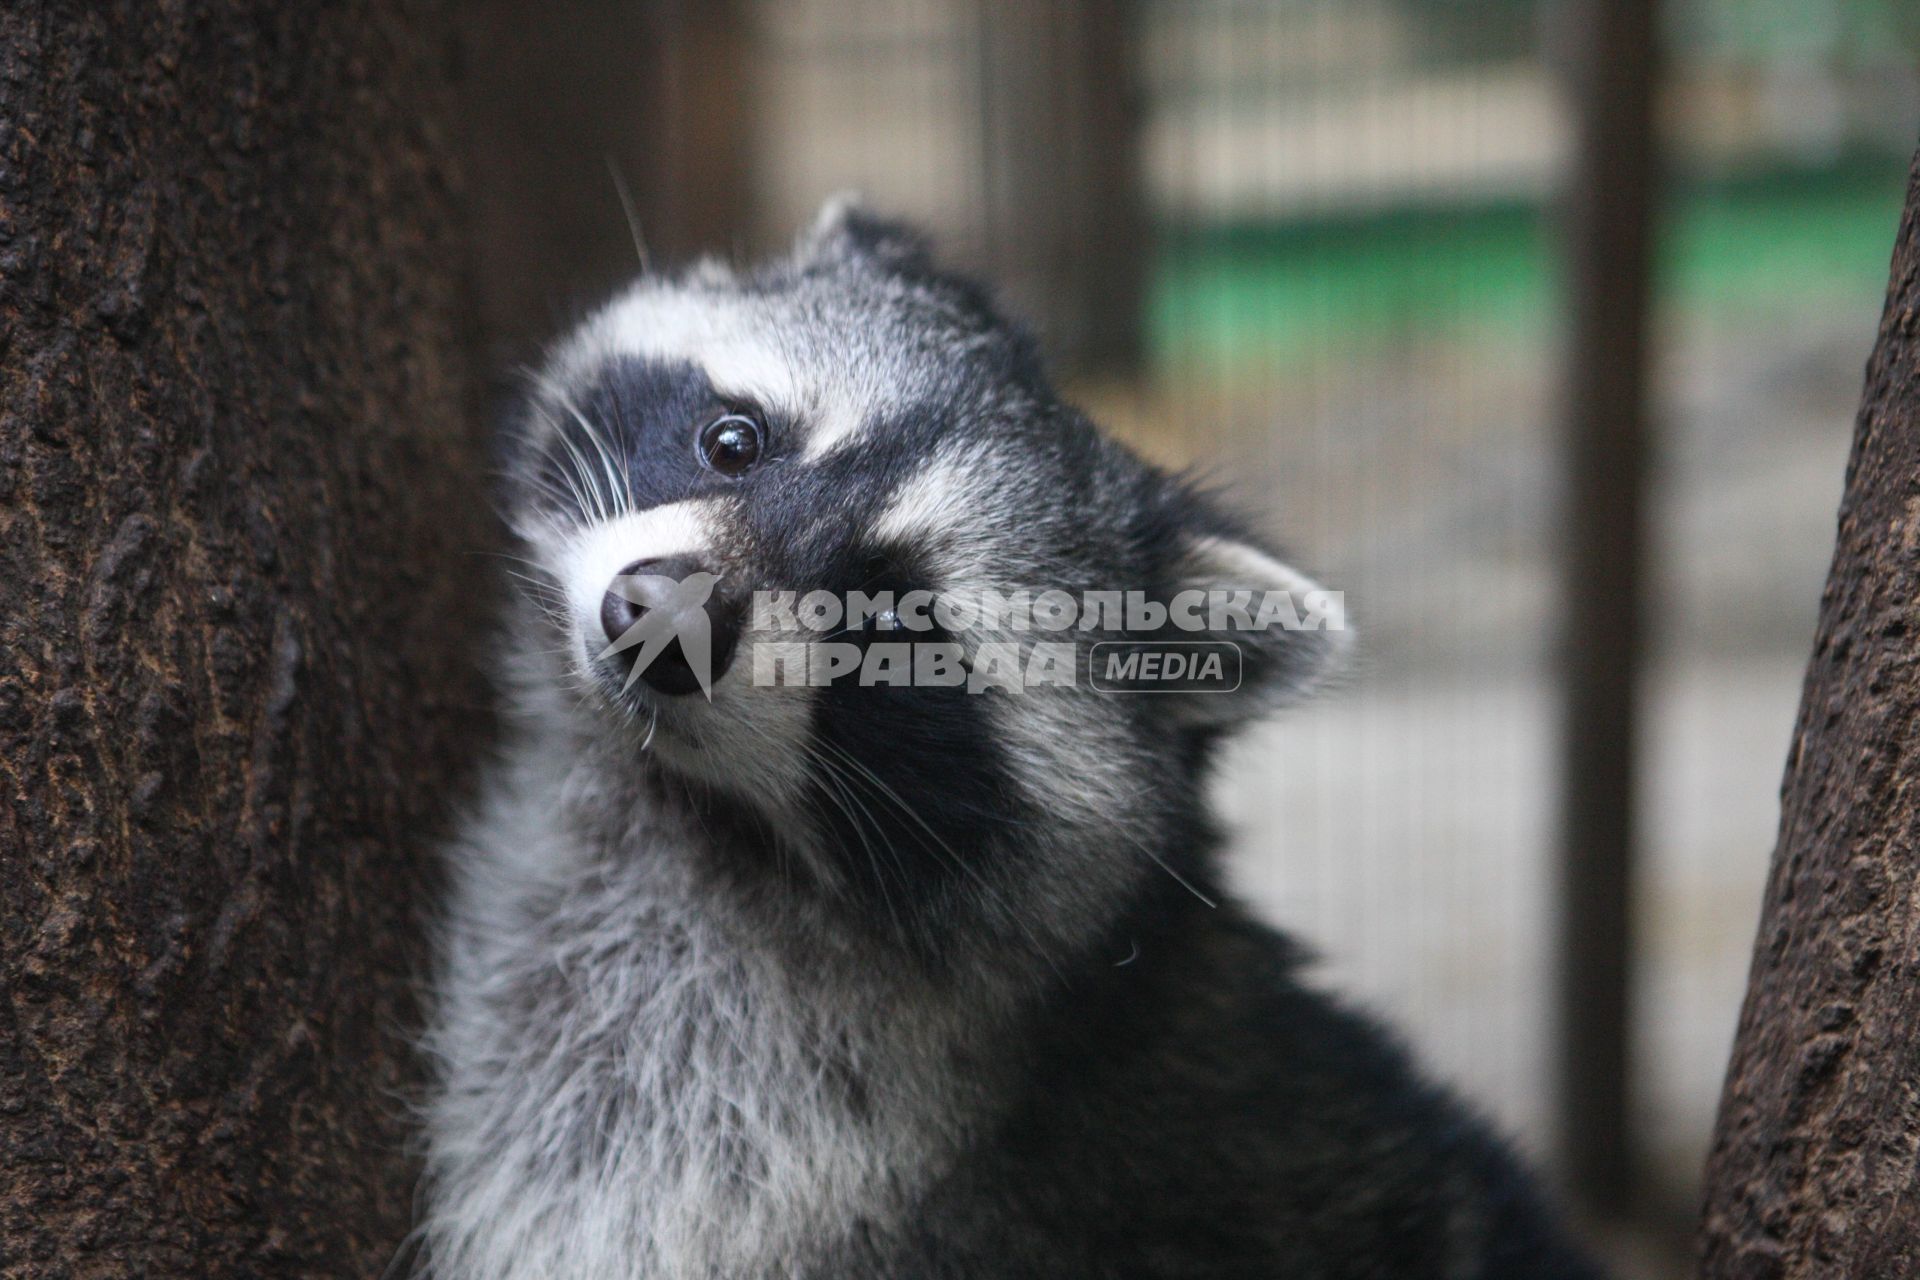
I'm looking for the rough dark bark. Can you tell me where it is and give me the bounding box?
[0,2,485,1276]
[1700,150,1920,1278]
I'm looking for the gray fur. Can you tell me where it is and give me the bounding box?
[418,201,1604,1279]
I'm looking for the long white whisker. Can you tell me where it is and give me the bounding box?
[530,408,601,524]
[554,390,632,519]
[811,738,1062,978]
[605,155,652,273]
[1116,828,1218,910]
[802,746,907,938]
[552,421,611,524]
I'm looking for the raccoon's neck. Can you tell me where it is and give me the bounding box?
[423,722,1014,1280]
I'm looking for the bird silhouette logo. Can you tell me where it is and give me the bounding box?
[596,571,723,699]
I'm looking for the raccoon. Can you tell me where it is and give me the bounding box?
[418,199,1606,1280]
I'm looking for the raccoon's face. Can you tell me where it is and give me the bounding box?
[502,200,1347,961]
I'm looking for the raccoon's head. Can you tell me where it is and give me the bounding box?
[501,199,1348,966]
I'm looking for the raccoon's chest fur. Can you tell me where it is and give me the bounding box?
[420,760,984,1280]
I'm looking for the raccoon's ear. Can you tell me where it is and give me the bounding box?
[1162,531,1352,727]
[797,194,933,273]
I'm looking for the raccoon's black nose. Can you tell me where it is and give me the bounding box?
[599,556,740,696]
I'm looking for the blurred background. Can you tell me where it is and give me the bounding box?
[454,2,1920,1272]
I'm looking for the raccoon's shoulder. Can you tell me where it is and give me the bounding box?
[897,899,1603,1278]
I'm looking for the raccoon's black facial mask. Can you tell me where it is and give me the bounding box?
[497,197,1348,955]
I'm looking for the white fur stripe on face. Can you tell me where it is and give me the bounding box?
[562,501,727,631]
[869,450,1003,579]
[798,403,876,460]
[568,287,807,423]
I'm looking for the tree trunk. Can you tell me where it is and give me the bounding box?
[0,2,485,1276]
[1700,151,1920,1278]
[1551,0,1659,1219]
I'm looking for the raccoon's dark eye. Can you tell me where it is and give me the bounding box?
[696,413,763,477]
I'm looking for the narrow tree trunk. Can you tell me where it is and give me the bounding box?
[1552,0,1659,1218]
[1701,151,1920,1278]
[0,2,484,1275]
